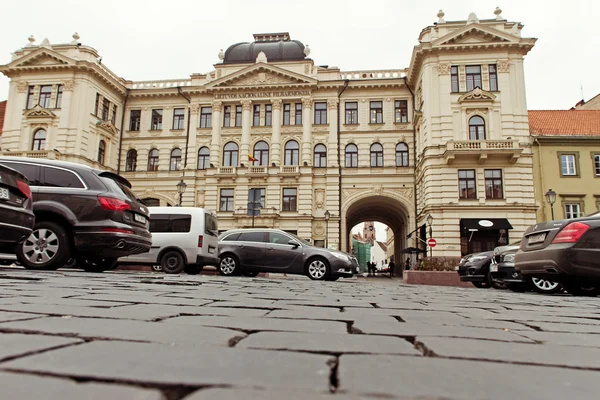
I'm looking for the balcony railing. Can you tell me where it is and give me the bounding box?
[444,139,521,164]
[0,150,60,159]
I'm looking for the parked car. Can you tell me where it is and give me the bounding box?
[0,156,152,272]
[119,207,219,274]
[0,163,35,254]
[456,251,498,288]
[491,241,563,294]
[217,228,358,281]
[515,211,600,296]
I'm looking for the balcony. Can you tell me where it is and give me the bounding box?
[216,167,237,176]
[444,140,522,164]
[278,165,300,181]
[232,207,280,228]
[248,166,268,177]
[0,150,61,159]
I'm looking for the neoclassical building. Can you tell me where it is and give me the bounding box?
[0,8,538,259]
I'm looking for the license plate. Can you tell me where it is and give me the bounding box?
[528,233,546,244]
[134,214,146,224]
[208,247,215,254]
[0,188,9,200]
[490,264,498,272]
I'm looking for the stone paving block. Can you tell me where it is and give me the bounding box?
[524,321,600,333]
[0,311,44,323]
[518,331,600,348]
[0,333,81,361]
[0,372,165,400]
[72,294,214,307]
[164,315,348,333]
[267,308,346,320]
[118,304,270,319]
[0,303,167,319]
[2,341,332,390]
[184,387,433,400]
[16,296,135,308]
[338,354,600,399]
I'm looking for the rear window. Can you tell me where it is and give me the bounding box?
[42,166,85,188]
[100,176,138,202]
[205,213,218,236]
[220,232,241,241]
[150,214,191,233]
[238,231,266,243]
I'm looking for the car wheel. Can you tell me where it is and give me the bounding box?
[161,251,185,274]
[79,257,118,273]
[489,272,507,290]
[152,265,163,272]
[243,271,259,277]
[218,254,240,276]
[562,282,600,297]
[184,264,203,275]
[17,221,71,271]
[472,281,490,289]
[306,258,330,281]
[530,277,563,294]
[506,283,528,292]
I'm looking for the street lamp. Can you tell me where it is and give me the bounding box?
[426,213,433,258]
[176,179,187,206]
[324,210,330,249]
[545,188,557,220]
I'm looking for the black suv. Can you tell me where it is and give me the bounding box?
[0,163,35,253]
[0,156,151,272]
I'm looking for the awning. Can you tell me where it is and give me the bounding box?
[460,218,513,231]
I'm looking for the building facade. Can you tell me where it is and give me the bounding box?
[0,9,538,259]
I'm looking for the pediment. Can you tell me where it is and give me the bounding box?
[207,64,316,89]
[458,87,496,103]
[23,105,57,118]
[434,25,516,46]
[12,48,74,68]
[96,120,119,136]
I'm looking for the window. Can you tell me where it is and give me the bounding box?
[458,169,477,199]
[469,116,486,140]
[235,105,242,127]
[111,104,117,125]
[283,104,291,125]
[345,144,358,168]
[220,188,234,211]
[26,86,35,109]
[560,154,577,176]
[253,104,261,126]
[345,102,358,124]
[223,142,239,167]
[129,110,141,131]
[565,203,584,219]
[265,104,272,126]
[1,162,40,186]
[370,101,383,124]
[269,232,291,244]
[102,98,110,121]
[314,144,327,168]
[39,85,52,108]
[248,188,266,208]
[466,65,482,91]
[147,148,159,171]
[395,100,408,123]
[282,188,297,211]
[197,147,210,170]
[173,108,185,130]
[200,107,212,128]
[594,155,600,176]
[125,149,137,172]
[170,148,182,171]
[55,85,63,108]
[395,143,409,167]
[149,214,192,233]
[253,141,269,166]
[223,105,231,127]
[142,198,160,206]
[451,66,459,93]
[238,231,266,242]
[151,109,163,130]
[484,169,503,199]
[95,93,100,116]
[314,102,327,125]
[98,140,106,165]
[284,140,299,166]
[32,129,46,151]
[295,103,302,125]
[42,167,85,188]
[489,64,498,91]
[370,143,383,167]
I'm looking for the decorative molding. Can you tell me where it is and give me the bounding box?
[466,108,489,115]
[497,60,511,73]
[315,188,325,209]
[241,100,253,111]
[23,105,57,119]
[16,81,28,93]
[212,101,223,112]
[343,125,359,131]
[190,104,200,115]
[271,99,282,110]
[62,79,74,91]
[437,63,451,75]
[304,64,310,74]
[229,71,294,86]
[302,97,312,108]
[327,99,339,107]
[373,185,384,195]
[196,190,205,208]
[96,120,119,136]
[458,87,496,103]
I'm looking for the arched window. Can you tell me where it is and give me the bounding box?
[345,144,358,168]
[284,140,299,166]
[98,140,106,165]
[126,149,137,172]
[32,129,46,151]
[253,141,269,166]
[314,144,327,168]
[170,148,182,171]
[197,147,210,170]
[469,116,486,140]
[147,148,159,171]
[223,142,239,167]
[370,143,383,167]
[141,197,160,206]
[395,142,409,167]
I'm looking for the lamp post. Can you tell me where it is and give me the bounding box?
[426,213,433,258]
[545,188,557,220]
[176,179,187,206]
[324,210,330,249]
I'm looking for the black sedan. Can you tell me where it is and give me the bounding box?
[515,211,600,296]
[456,251,497,288]
[0,164,35,254]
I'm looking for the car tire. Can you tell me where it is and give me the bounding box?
[562,282,600,297]
[161,251,185,274]
[184,264,203,275]
[306,258,330,281]
[17,221,71,271]
[151,265,163,272]
[79,257,118,273]
[218,254,240,276]
[530,277,563,294]
[472,281,490,289]
[506,283,528,292]
[489,272,507,290]
[243,271,259,277]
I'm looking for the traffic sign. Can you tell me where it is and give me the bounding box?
[427,238,437,248]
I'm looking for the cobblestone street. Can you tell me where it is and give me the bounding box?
[1,268,600,399]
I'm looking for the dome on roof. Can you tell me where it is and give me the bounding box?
[223,33,307,64]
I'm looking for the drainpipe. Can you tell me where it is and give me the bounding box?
[116,88,129,174]
[337,79,349,250]
[403,76,418,236]
[177,87,192,168]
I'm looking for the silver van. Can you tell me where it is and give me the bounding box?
[119,207,219,274]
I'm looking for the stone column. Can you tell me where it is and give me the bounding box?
[327,99,339,167]
[240,100,253,163]
[271,99,282,166]
[210,101,222,167]
[187,104,200,168]
[301,97,313,165]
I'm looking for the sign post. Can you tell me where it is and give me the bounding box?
[427,238,437,257]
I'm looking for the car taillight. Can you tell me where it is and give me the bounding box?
[552,222,590,244]
[17,180,32,200]
[102,228,134,234]
[198,235,203,248]
[98,196,131,212]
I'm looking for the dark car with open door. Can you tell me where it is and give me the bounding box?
[0,163,35,254]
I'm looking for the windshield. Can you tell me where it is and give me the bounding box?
[287,232,312,246]
[99,176,139,202]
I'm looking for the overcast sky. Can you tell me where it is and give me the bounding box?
[1,0,598,109]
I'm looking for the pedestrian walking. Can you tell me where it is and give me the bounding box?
[405,257,411,271]
[388,260,395,277]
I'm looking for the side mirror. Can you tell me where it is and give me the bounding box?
[288,240,300,248]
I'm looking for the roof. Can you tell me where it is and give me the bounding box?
[376,241,388,252]
[0,101,6,136]
[528,110,600,136]
[224,33,307,64]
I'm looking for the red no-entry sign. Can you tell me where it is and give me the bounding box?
[427,238,437,248]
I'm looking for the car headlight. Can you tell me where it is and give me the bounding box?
[469,256,488,262]
[503,254,515,263]
[331,252,350,261]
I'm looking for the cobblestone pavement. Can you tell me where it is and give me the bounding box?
[1,268,600,399]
